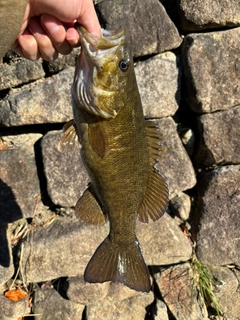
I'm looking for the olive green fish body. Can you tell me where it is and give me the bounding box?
[59,26,168,292]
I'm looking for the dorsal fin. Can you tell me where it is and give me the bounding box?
[88,121,110,158]
[58,119,80,152]
[138,168,168,223]
[145,120,162,165]
[75,186,107,225]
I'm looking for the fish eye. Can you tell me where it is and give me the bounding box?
[119,59,129,71]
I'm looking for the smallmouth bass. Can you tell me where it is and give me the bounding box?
[59,25,169,292]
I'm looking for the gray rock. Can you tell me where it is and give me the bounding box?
[178,0,240,32]
[169,191,191,221]
[96,0,182,57]
[33,286,85,320]
[155,117,197,193]
[0,295,30,320]
[195,106,240,166]
[21,213,191,284]
[135,52,181,119]
[0,58,45,90]
[41,130,89,207]
[194,165,240,266]
[86,292,154,320]
[210,266,240,319]
[0,225,14,286]
[182,28,240,114]
[155,262,208,320]
[0,68,74,126]
[154,299,169,320]
[66,276,142,304]
[0,134,43,223]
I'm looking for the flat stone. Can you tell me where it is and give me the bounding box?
[182,28,240,113]
[21,213,191,284]
[0,68,74,126]
[210,266,240,319]
[178,0,240,32]
[96,0,182,57]
[0,134,43,223]
[0,295,30,320]
[155,117,197,193]
[135,52,180,119]
[0,224,14,286]
[33,286,85,320]
[155,262,208,320]
[194,165,240,265]
[86,291,154,320]
[195,106,240,166]
[0,58,44,90]
[66,276,141,304]
[41,130,89,207]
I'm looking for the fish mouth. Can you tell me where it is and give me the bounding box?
[75,23,125,58]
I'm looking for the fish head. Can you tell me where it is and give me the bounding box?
[72,25,134,119]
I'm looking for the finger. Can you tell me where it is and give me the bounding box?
[66,28,81,47]
[16,29,40,61]
[28,16,58,61]
[41,14,72,55]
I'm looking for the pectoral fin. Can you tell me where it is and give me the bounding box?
[138,169,169,223]
[58,119,80,152]
[75,186,107,225]
[88,121,109,158]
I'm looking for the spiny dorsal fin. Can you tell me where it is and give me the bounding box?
[138,168,169,223]
[88,121,109,158]
[75,186,107,226]
[58,119,80,152]
[145,120,163,165]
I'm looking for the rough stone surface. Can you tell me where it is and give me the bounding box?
[195,106,240,166]
[21,213,191,284]
[0,295,30,319]
[210,266,240,319]
[0,59,45,90]
[194,165,240,265]
[182,28,240,114]
[0,134,43,223]
[66,276,142,304]
[0,225,14,286]
[43,48,79,74]
[33,286,85,320]
[156,117,197,193]
[178,0,240,32]
[0,68,74,126]
[41,130,89,207]
[96,0,182,57]
[169,191,191,221]
[135,52,181,119]
[155,262,208,320]
[86,291,154,320]
[155,299,169,320]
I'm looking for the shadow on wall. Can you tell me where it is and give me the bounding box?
[0,178,22,223]
[0,179,22,268]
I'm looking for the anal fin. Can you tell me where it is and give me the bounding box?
[138,169,169,223]
[75,186,107,225]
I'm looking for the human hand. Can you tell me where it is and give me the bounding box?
[13,0,101,61]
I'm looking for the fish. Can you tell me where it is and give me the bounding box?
[59,25,169,292]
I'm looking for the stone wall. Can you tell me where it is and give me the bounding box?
[0,0,239,319]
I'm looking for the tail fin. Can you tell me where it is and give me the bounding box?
[84,236,151,292]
